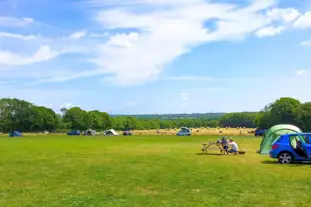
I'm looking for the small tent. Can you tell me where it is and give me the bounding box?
[258,124,302,154]
[9,131,22,137]
[104,129,119,136]
[84,129,96,136]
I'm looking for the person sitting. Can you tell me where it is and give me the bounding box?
[296,140,307,158]
[228,139,239,155]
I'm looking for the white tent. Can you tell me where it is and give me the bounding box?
[104,129,119,136]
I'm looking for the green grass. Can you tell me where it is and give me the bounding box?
[1,135,311,207]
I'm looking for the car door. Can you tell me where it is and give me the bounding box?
[299,135,311,158]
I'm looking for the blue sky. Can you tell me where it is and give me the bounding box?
[1,0,311,114]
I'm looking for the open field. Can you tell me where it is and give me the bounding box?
[131,127,256,136]
[1,135,311,207]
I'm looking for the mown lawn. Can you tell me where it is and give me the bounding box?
[0,135,311,207]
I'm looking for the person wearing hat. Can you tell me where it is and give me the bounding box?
[228,138,239,155]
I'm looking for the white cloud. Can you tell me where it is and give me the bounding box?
[0,16,34,27]
[88,32,109,38]
[293,11,311,28]
[301,40,311,46]
[6,0,311,87]
[297,70,309,75]
[69,30,87,39]
[0,32,39,40]
[0,45,62,66]
[266,8,300,23]
[87,0,276,85]
[60,102,80,109]
[256,26,286,37]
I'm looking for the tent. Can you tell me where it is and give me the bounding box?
[258,124,302,154]
[84,129,96,136]
[104,129,119,136]
[8,131,22,137]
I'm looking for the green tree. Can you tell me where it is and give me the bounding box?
[87,110,104,130]
[0,98,36,132]
[102,112,112,130]
[63,107,89,130]
[219,112,256,128]
[296,102,311,131]
[269,97,301,125]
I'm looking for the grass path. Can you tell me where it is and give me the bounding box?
[1,136,311,207]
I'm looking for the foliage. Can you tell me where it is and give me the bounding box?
[219,112,256,128]
[1,97,311,132]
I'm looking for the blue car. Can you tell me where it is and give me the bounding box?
[67,130,81,136]
[254,129,267,136]
[269,133,311,164]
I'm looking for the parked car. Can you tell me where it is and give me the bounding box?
[123,130,132,136]
[254,129,267,136]
[67,130,81,136]
[176,127,191,136]
[269,133,311,164]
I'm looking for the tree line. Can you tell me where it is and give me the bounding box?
[0,97,310,133]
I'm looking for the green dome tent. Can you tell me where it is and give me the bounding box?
[258,124,302,155]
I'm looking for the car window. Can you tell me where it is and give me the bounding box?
[289,136,297,148]
[290,135,311,144]
[299,134,311,144]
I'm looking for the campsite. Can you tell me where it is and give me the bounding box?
[1,98,311,206]
[1,133,311,206]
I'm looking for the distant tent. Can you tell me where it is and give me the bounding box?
[8,131,22,137]
[258,124,302,154]
[84,129,96,136]
[104,129,119,136]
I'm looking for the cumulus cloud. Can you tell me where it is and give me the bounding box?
[293,11,311,29]
[256,26,286,37]
[4,0,311,87]
[86,0,277,85]
[266,8,300,23]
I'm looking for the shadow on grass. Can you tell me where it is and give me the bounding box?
[262,160,311,165]
[195,153,222,156]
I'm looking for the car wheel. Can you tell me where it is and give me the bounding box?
[278,152,293,164]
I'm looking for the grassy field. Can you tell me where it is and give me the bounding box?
[1,135,311,207]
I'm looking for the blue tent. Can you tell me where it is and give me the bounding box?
[9,131,22,137]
